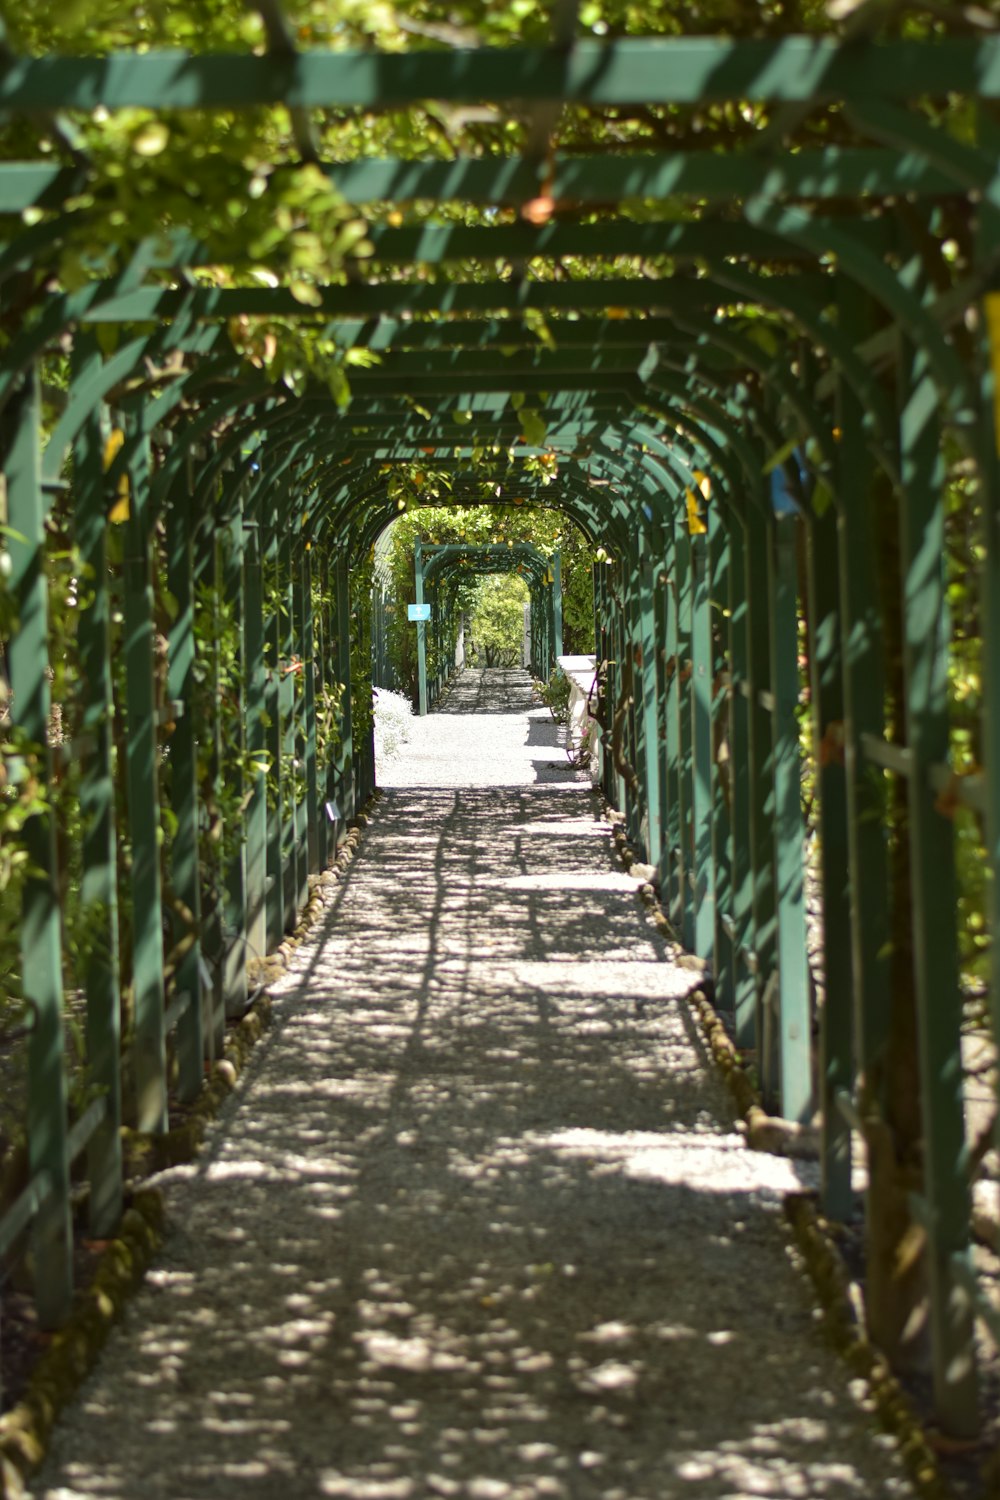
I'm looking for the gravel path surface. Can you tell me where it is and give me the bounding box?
[37,671,914,1500]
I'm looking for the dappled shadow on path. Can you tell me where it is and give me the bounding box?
[435,668,538,716]
[38,785,912,1500]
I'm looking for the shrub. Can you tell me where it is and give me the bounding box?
[373,687,413,761]
[537,666,571,724]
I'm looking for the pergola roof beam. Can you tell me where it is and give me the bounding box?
[360,218,890,263]
[4,37,1000,111]
[81,274,832,322]
[0,147,962,216]
[320,149,962,206]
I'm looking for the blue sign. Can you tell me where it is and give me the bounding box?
[408,603,431,622]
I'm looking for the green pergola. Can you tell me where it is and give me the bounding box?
[2,13,1000,1445]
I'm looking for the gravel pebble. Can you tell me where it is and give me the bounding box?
[35,671,915,1500]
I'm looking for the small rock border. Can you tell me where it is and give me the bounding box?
[0,1190,164,1500]
[602,798,953,1500]
[0,799,379,1499]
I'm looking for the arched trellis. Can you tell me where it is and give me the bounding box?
[2,21,1000,1451]
[410,541,563,712]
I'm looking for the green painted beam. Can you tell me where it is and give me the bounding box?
[342,347,652,380]
[415,537,428,718]
[81,275,832,323]
[243,490,269,964]
[637,539,662,866]
[675,527,695,944]
[333,557,355,814]
[727,522,755,1046]
[834,284,891,1092]
[262,502,286,953]
[122,411,169,1134]
[322,148,960,206]
[279,529,300,930]
[806,501,852,1220]
[708,509,734,1016]
[1,368,73,1327]
[222,494,249,1016]
[299,549,320,866]
[551,550,563,661]
[71,347,125,1234]
[165,461,206,1103]
[744,505,777,1096]
[362,218,870,263]
[334,376,639,402]
[193,503,227,1059]
[292,550,313,906]
[0,161,88,212]
[770,512,812,1125]
[4,38,1000,111]
[319,317,699,353]
[691,530,715,961]
[898,328,978,1435]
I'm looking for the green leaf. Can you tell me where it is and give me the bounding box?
[762,437,798,476]
[520,410,548,447]
[289,279,323,308]
[327,366,351,408]
[95,323,120,357]
[811,481,833,518]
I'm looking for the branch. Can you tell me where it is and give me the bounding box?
[248,0,321,165]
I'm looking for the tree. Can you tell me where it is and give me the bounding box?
[467,575,528,668]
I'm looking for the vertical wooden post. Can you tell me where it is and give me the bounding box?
[243,486,268,961]
[728,519,755,1047]
[675,525,694,949]
[899,334,978,1435]
[334,556,355,820]
[165,458,204,1101]
[288,544,309,910]
[71,346,125,1232]
[804,501,853,1215]
[770,510,812,1123]
[222,487,248,1015]
[663,529,683,918]
[279,529,299,929]
[313,545,331,868]
[301,545,320,875]
[690,527,715,961]
[263,504,286,950]
[709,507,734,1015]
[652,550,671,890]
[122,406,167,1133]
[836,284,891,1095]
[638,532,662,866]
[192,494,225,1057]
[414,538,428,717]
[552,550,563,663]
[744,503,776,1101]
[2,367,73,1325]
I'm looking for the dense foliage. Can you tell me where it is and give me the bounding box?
[467,575,530,669]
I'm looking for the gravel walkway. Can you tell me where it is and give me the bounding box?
[37,671,914,1500]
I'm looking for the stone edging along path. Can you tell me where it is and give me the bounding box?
[0,804,379,1500]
